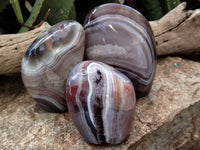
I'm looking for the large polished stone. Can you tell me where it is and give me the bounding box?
[84,3,157,98]
[21,21,85,112]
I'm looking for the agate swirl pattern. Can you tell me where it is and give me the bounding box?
[66,61,136,144]
[21,21,85,112]
[84,3,157,98]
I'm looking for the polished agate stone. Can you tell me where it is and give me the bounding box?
[66,61,136,144]
[21,21,85,112]
[84,3,157,98]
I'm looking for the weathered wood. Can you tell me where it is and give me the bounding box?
[150,2,200,56]
[0,22,50,75]
[0,3,199,75]
[150,2,188,36]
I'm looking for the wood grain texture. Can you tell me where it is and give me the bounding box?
[150,2,200,56]
[0,22,50,75]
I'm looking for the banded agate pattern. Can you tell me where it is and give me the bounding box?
[21,21,85,112]
[84,3,157,98]
[66,61,136,144]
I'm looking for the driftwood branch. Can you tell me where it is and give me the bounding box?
[0,22,51,75]
[150,2,200,56]
[0,2,199,75]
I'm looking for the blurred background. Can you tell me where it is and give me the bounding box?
[0,0,199,34]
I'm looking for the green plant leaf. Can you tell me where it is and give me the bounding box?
[0,0,10,13]
[10,0,24,24]
[138,0,164,20]
[37,0,76,25]
[159,0,181,13]
[18,0,44,33]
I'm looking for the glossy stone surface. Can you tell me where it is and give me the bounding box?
[21,21,85,112]
[84,3,157,98]
[66,61,136,144]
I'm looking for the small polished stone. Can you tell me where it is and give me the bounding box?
[21,20,85,112]
[66,61,136,144]
[84,3,157,98]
